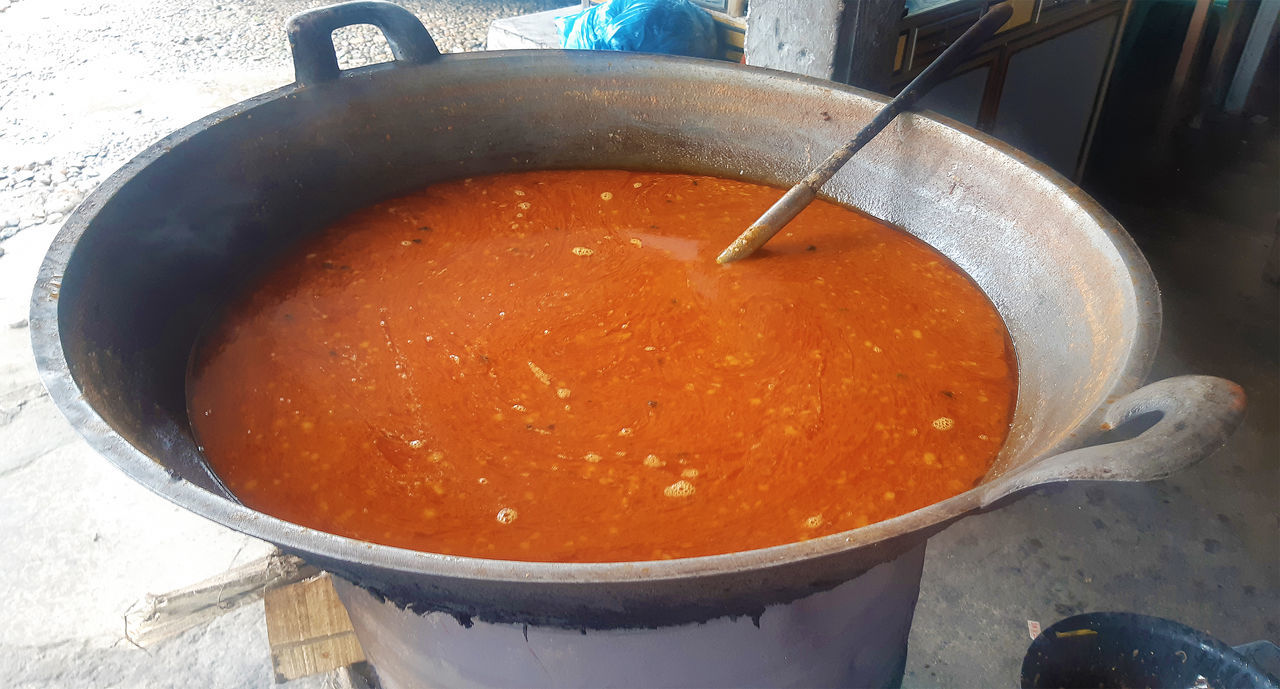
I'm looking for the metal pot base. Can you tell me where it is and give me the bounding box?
[335,543,927,689]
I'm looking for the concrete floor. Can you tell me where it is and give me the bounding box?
[902,120,1280,686]
[1,1,1276,687]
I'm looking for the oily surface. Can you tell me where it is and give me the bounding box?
[188,170,1016,562]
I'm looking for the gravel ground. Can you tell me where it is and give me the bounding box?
[0,0,565,244]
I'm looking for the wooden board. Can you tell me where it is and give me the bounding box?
[264,574,367,683]
[124,553,319,648]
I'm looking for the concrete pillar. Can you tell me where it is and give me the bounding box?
[743,0,905,89]
[743,0,847,80]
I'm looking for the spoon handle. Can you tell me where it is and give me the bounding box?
[716,4,1013,264]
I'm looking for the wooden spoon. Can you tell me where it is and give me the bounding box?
[716,4,1013,264]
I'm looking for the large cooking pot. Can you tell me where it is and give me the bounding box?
[30,2,1244,686]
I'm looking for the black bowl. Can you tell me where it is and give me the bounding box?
[1022,612,1279,689]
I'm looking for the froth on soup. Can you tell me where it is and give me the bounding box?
[188,170,1017,563]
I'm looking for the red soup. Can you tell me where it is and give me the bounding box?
[188,170,1017,562]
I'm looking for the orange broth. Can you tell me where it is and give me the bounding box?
[188,170,1016,562]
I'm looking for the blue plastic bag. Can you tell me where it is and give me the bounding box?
[559,0,717,59]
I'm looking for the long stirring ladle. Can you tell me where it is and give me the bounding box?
[716,4,1013,264]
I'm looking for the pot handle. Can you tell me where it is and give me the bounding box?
[287,1,441,87]
[980,375,1245,507]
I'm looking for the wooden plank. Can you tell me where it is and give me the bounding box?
[1225,0,1280,113]
[123,553,319,648]
[1201,0,1251,107]
[1156,0,1213,142]
[265,574,367,683]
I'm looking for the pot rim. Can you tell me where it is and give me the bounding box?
[28,50,1160,586]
